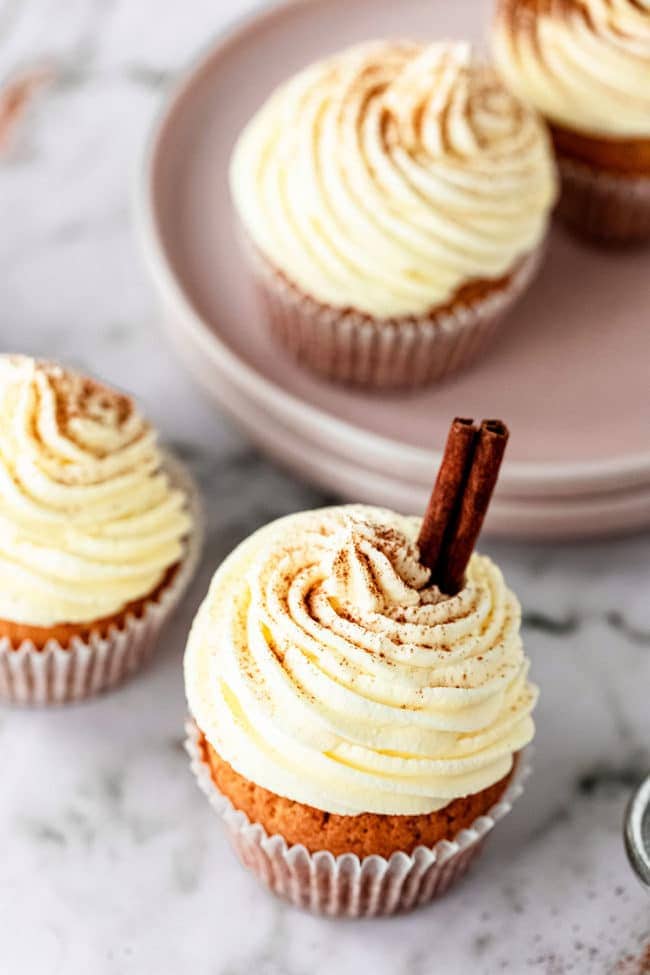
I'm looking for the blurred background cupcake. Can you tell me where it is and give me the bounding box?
[0,355,202,706]
[230,40,557,388]
[493,0,650,245]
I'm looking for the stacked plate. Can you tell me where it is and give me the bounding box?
[137,0,650,539]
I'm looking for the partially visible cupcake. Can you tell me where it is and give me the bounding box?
[230,40,557,388]
[185,504,536,916]
[493,0,650,244]
[0,355,201,705]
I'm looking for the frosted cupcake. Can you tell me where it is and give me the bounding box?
[185,419,537,915]
[493,0,650,244]
[0,355,201,706]
[230,41,557,388]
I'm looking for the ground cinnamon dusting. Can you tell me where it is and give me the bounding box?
[0,66,53,155]
[616,942,650,975]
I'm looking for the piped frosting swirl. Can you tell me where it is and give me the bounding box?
[0,356,192,627]
[185,505,537,816]
[493,0,650,138]
[230,40,556,318]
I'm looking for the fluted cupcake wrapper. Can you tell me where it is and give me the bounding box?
[185,718,532,918]
[243,236,545,389]
[556,156,650,245]
[0,455,204,707]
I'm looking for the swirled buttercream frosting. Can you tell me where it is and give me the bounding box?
[230,40,556,318]
[185,505,537,816]
[493,0,650,138]
[0,356,192,627]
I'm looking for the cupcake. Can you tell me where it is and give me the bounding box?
[0,355,202,706]
[493,0,650,244]
[230,41,557,388]
[185,419,537,916]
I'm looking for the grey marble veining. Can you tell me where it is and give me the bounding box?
[1,2,649,973]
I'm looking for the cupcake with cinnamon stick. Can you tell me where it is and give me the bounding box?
[493,0,650,244]
[184,418,537,916]
[0,355,202,706]
[230,41,557,388]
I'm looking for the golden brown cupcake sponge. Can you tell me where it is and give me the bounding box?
[0,563,179,650]
[200,732,514,859]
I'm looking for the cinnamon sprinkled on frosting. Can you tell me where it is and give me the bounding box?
[493,0,650,137]
[185,505,536,816]
[0,355,191,626]
[230,40,556,318]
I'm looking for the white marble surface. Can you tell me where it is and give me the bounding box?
[1,2,649,973]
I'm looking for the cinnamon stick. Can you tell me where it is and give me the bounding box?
[439,419,509,595]
[417,417,478,572]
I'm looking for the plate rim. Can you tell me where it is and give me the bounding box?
[160,318,650,538]
[135,0,650,493]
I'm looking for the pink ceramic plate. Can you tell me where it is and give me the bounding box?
[138,0,650,508]
[201,363,650,538]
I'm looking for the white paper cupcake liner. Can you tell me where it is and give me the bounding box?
[0,455,204,707]
[556,156,650,245]
[185,719,532,917]
[243,234,544,389]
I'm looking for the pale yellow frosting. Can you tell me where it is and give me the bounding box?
[0,356,192,627]
[230,40,556,318]
[493,0,650,138]
[185,505,537,816]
